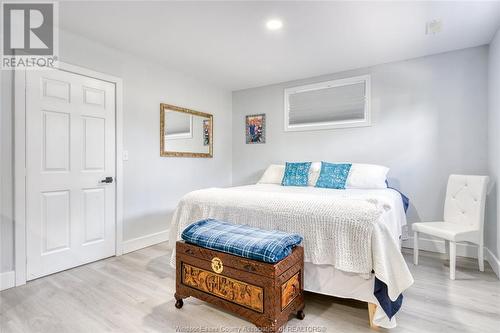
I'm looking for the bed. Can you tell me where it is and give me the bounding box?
[168,183,413,328]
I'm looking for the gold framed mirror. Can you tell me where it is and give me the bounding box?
[160,103,213,158]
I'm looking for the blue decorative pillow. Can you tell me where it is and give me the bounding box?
[315,162,352,189]
[281,162,312,186]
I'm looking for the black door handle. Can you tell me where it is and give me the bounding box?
[100,177,113,184]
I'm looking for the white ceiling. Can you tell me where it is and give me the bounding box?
[60,1,500,91]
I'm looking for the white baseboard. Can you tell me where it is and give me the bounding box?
[402,236,500,279]
[402,236,480,258]
[0,271,15,291]
[122,229,169,254]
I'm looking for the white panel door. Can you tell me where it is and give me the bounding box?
[26,68,116,280]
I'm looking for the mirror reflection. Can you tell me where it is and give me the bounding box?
[160,104,213,158]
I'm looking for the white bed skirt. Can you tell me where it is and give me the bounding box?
[304,262,397,328]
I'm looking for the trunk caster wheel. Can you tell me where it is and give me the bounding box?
[296,310,305,320]
[175,299,184,309]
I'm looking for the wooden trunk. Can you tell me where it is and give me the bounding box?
[175,241,305,332]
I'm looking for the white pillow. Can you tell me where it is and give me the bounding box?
[308,162,322,186]
[257,162,387,188]
[258,164,285,184]
[345,163,389,189]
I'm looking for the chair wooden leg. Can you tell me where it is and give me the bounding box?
[413,231,419,265]
[478,242,485,272]
[367,302,379,330]
[449,241,456,280]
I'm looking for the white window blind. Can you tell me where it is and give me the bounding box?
[284,75,371,131]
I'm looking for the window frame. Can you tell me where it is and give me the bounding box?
[283,74,371,132]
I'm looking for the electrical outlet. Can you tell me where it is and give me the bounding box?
[426,19,442,35]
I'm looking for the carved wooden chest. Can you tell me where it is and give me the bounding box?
[175,241,305,333]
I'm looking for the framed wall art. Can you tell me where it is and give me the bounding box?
[245,113,266,144]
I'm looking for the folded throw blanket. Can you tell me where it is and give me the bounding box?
[181,219,303,263]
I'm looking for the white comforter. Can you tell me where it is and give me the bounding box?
[169,184,413,302]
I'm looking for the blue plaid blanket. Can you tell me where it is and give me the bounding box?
[181,219,303,263]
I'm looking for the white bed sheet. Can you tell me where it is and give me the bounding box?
[230,184,407,242]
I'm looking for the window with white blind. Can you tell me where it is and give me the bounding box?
[284,75,371,131]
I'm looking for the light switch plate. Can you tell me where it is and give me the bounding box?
[122,150,129,161]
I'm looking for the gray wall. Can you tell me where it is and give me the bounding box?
[0,30,233,273]
[2,34,496,274]
[487,29,500,260]
[58,30,233,240]
[232,47,489,233]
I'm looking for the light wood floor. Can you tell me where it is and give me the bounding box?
[1,243,499,333]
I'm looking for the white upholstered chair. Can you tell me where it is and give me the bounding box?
[412,174,489,280]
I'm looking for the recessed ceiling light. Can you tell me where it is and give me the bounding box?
[266,19,283,31]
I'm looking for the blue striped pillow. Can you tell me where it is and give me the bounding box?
[315,162,352,189]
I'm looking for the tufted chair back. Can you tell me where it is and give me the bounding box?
[444,175,489,230]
